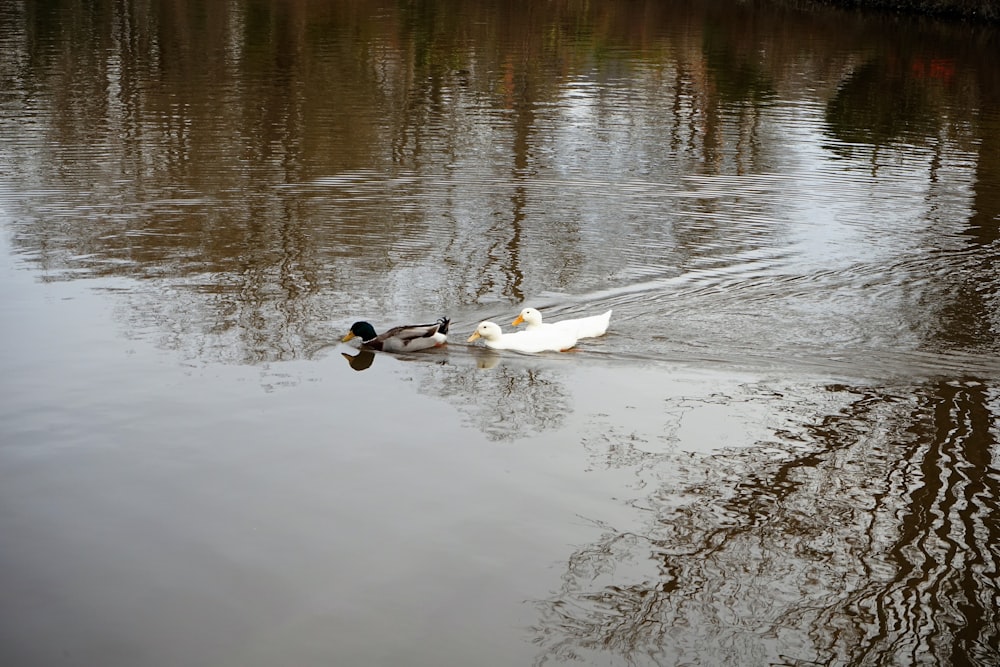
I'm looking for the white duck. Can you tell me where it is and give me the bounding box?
[512,307,612,339]
[467,321,578,353]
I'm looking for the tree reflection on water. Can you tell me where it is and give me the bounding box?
[531,381,1000,665]
[431,352,574,442]
[2,1,999,665]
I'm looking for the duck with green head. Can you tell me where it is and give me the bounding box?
[342,317,450,353]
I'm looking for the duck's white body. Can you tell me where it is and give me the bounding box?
[467,321,577,353]
[513,308,611,339]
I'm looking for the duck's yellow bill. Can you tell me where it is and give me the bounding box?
[512,314,524,326]
[341,332,356,342]
[467,331,481,342]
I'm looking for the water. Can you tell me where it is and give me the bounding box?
[1,1,999,665]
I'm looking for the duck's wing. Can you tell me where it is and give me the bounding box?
[374,316,450,348]
[583,309,612,336]
[557,309,611,338]
[495,327,577,353]
[377,323,439,343]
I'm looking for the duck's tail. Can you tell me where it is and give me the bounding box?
[436,316,451,335]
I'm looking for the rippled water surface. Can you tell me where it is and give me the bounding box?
[2,1,1000,665]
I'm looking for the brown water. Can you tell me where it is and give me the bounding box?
[2,1,999,665]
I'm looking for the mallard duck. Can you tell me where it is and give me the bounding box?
[342,317,449,352]
[512,307,612,339]
[467,321,577,353]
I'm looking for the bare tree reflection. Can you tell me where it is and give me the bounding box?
[935,55,1000,353]
[5,0,994,367]
[331,340,575,440]
[531,382,1000,665]
[2,2,1000,663]
[840,380,1000,664]
[424,351,573,441]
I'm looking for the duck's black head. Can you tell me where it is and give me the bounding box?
[343,321,378,343]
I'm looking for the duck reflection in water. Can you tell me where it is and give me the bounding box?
[341,349,376,371]
[342,344,502,372]
[473,347,502,369]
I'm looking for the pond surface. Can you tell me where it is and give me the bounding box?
[1,1,999,665]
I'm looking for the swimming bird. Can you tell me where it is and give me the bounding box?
[467,321,577,353]
[342,317,449,352]
[512,307,612,339]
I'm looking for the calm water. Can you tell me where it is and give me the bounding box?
[2,1,999,665]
